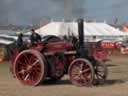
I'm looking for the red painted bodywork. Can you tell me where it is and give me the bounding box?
[45,41,73,53]
[11,39,109,78]
[11,40,109,64]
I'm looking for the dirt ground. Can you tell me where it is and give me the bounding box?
[0,55,128,96]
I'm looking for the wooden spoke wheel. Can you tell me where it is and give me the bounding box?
[93,60,108,85]
[14,50,47,86]
[69,58,94,86]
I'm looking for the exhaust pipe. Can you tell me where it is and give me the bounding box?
[78,19,84,47]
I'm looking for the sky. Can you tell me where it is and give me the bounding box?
[0,0,128,25]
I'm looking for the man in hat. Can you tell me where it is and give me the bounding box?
[30,29,41,45]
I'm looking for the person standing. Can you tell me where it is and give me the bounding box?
[30,29,41,45]
[16,33,24,51]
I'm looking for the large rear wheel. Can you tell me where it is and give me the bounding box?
[14,49,47,86]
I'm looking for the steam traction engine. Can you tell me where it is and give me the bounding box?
[11,19,108,86]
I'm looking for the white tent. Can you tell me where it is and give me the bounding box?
[25,21,125,41]
[36,22,68,36]
[67,22,94,36]
[67,22,125,36]
[24,22,68,36]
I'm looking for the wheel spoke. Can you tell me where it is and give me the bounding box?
[80,62,84,71]
[23,54,29,64]
[32,59,39,67]
[97,73,104,79]
[18,69,25,74]
[32,68,41,72]
[24,73,30,81]
[17,61,26,66]
[29,55,36,64]
[79,75,83,80]
[74,76,80,80]
[29,72,35,81]
[83,72,91,80]
[82,68,90,73]
[79,74,89,83]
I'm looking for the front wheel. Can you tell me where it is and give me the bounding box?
[69,58,94,86]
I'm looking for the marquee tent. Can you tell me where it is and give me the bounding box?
[67,22,125,36]
[25,21,125,40]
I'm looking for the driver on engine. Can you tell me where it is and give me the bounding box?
[30,29,41,45]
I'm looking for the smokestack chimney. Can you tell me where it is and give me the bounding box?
[78,19,84,46]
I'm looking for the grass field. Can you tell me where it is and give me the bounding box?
[0,55,128,96]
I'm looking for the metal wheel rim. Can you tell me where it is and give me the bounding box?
[14,50,45,86]
[69,58,94,86]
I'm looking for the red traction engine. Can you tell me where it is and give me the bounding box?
[10,19,108,87]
